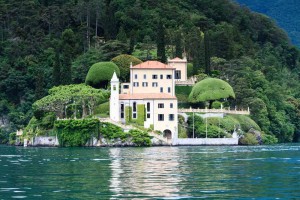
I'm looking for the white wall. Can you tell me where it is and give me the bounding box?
[173,138,238,145]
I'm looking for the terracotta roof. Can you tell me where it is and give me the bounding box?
[119,93,177,100]
[131,61,174,69]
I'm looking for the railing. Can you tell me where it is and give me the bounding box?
[178,107,250,115]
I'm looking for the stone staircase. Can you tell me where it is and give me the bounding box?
[99,118,171,145]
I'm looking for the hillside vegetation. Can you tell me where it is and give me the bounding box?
[0,0,300,143]
[236,0,300,47]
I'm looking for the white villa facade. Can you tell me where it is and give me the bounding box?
[110,57,188,140]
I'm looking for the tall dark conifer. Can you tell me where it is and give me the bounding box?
[157,20,166,63]
[52,50,61,86]
[175,31,183,58]
[204,32,211,75]
[60,29,76,85]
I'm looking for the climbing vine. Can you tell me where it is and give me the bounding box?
[55,118,99,147]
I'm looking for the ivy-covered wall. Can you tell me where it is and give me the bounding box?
[136,104,145,126]
[54,118,99,147]
[125,106,132,124]
[125,104,145,126]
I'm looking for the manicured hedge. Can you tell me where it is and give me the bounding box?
[85,62,120,88]
[189,78,235,102]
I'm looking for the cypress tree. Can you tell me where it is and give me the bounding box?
[204,32,211,75]
[60,29,76,85]
[156,20,166,63]
[175,31,183,58]
[52,50,61,86]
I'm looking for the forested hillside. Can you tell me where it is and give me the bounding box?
[236,0,300,47]
[0,0,300,142]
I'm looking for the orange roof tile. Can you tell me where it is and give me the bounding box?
[119,93,177,100]
[131,61,174,69]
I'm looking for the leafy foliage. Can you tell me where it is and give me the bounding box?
[85,62,120,88]
[100,122,151,146]
[33,84,109,118]
[189,78,235,106]
[111,54,142,82]
[55,119,99,147]
[239,133,259,145]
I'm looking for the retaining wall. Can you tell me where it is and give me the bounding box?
[173,138,238,146]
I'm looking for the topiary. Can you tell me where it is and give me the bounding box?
[188,78,235,108]
[85,62,120,88]
[111,54,142,82]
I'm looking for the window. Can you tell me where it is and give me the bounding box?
[166,75,172,79]
[133,82,139,87]
[133,113,137,119]
[147,102,150,112]
[144,74,147,79]
[147,113,150,118]
[121,104,124,119]
[123,85,129,89]
[152,82,158,87]
[133,102,137,112]
[170,103,173,108]
[158,114,164,121]
[160,74,163,79]
[169,114,174,121]
[152,74,158,79]
[175,70,181,79]
[142,82,148,87]
[134,74,138,79]
[113,85,116,91]
[160,87,163,93]
[158,103,164,108]
[168,87,171,93]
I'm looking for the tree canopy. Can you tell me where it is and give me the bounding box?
[111,54,142,82]
[85,62,120,88]
[33,84,109,118]
[189,78,235,105]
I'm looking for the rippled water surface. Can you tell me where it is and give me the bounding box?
[0,145,300,199]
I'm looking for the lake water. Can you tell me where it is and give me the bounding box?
[0,145,299,199]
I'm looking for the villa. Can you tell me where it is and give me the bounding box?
[110,57,189,141]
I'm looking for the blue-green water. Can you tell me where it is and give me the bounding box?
[0,145,299,199]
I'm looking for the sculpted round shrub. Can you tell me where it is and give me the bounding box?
[189,78,235,108]
[111,54,142,82]
[85,62,120,88]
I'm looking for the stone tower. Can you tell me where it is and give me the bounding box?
[110,72,120,122]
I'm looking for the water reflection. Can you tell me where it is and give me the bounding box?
[109,147,182,198]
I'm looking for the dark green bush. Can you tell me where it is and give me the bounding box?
[94,102,110,116]
[239,133,259,145]
[129,129,151,146]
[212,101,222,109]
[261,133,278,144]
[85,62,120,88]
[187,63,193,77]
[230,115,261,132]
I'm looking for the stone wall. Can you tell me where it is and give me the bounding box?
[172,138,238,146]
[33,136,59,146]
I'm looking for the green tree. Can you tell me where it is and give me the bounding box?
[189,78,235,108]
[111,54,142,82]
[156,20,166,63]
[61,29,76,85]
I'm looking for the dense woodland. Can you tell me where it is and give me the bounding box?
[236,0,300,47]
[0,0,300,143]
